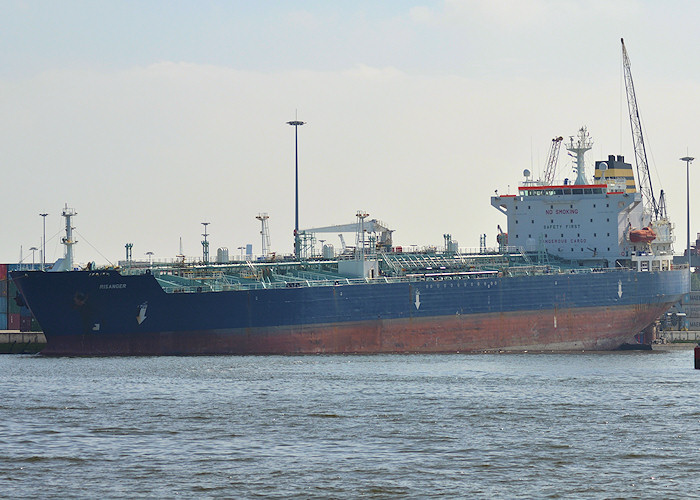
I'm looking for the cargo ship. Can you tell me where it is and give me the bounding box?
[9,41,690,355]
[9,126,690,355]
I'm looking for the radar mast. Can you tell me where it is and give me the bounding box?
[566,127,593,186]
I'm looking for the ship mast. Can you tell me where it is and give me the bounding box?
[256,213,271,258]
[59,205,78,271]
[621,38,658,221]
[566,127,593,185]
[355,210,369,260]
[201,222,210,264]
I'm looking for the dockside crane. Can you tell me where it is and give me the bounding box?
[542,136,564,185]
[621,38,659,221]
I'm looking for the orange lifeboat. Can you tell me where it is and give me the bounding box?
[629,227,656,243]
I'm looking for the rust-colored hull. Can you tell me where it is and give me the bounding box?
[12,267,688,356]
[40,303,670,356]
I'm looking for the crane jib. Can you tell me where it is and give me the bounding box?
[621,38,659,221]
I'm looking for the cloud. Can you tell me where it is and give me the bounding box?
[2,18,700,265]
[0,62,624,264]
[410,0,549,29]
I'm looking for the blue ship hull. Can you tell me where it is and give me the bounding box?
[10,267,689,355]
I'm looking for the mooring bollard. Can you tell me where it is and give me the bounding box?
[695,344,700,370]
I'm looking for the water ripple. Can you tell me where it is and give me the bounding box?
[1,351,699,498]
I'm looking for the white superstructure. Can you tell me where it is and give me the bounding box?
[492,130,674,270]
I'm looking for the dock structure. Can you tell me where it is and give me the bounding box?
[657,330,700,344]
[0,331,46,354]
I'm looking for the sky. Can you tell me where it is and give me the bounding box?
[1,0,700,265]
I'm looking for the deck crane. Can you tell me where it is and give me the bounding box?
[621,38,659,221]
[542,136,564,185]
[303,217,394,252]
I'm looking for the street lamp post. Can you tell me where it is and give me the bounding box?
[681,156,694,271]
[287,118,305,260]
[39,213,48,271]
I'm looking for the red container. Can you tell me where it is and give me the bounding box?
[7,313,20,331]
[0,264,7,298]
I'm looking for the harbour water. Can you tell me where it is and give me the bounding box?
[1,351,699,498]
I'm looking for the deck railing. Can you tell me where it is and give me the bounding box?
[147,265,646,294]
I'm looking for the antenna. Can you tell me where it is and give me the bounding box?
[599,162,608,183]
